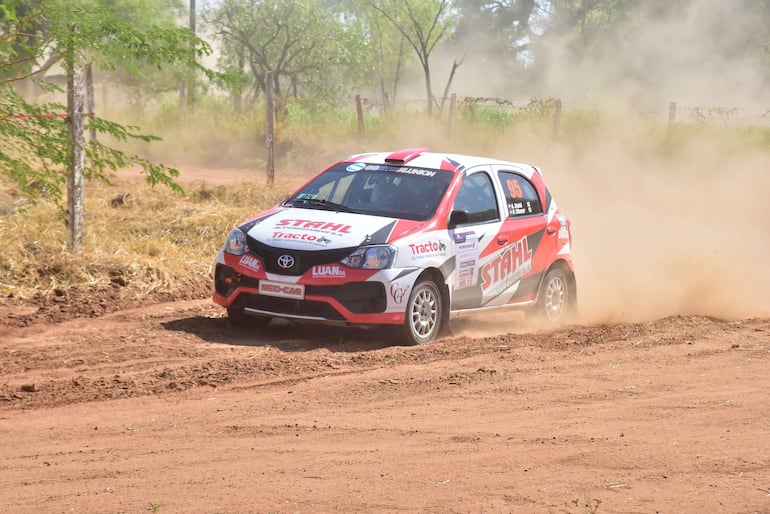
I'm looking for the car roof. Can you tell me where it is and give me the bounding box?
[344,148,539,177]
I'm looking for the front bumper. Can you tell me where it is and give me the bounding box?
[212,262,407,325]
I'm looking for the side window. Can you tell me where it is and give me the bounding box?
[452,172,499,224]
[499,171,542,217]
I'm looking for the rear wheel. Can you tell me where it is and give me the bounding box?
[226,307,271,328]
[399,279,443,345]
[529,267,571,323]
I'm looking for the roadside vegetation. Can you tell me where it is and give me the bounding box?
[2,0,770,309]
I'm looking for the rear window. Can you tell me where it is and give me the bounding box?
[498,171,542,217]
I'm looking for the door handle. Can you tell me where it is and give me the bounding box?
[546,226,557,236]
[497,236,509,245]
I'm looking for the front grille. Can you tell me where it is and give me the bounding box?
[234,294,345,320]
[232,281,386,319]
[246,237,358,276]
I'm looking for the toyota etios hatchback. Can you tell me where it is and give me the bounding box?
[213,148,576,344]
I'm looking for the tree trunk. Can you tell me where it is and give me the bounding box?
[188,0,196,107]
[66,49,85,253]
[423,59,433,117]
[265,71,275,185]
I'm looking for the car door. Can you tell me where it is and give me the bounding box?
[487,167,550,305]
[447,168,506,310]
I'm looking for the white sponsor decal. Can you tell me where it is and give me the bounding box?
[276,219,353,233]
[453,231,479,289]
[258,280,305,299]
[409,240,447,258]
[481,236,532,294]
[238,254,261,273]
[346,163,365,172]
[311,264,346,278]
[364,164,437,177]
[389,283,407,304]
[272,231,320,241]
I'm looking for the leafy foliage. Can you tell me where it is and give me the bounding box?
[0,0,212,209]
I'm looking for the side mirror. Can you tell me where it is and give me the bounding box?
[448,209,469,228]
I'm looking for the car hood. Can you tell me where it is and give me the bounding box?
[244,208,403,251]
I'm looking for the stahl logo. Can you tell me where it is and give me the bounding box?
[277,254,295,269]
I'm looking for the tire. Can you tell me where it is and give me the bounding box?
[227,306,271,328]
[530,267,571,324]
[399,279,443,345]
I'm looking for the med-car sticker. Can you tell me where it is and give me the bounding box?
[480,235,533,293]
[258,280,305,300]
[346,162,365,172]
[453,231,479,289]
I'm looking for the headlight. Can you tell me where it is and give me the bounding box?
[341,245,395,269]
[223,228,249,256]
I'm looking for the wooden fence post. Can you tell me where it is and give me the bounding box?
[66,49,85,252]
[355,94,365,144]
[667,101,677,139]
[552,98,562,142]
[265,71,275,185]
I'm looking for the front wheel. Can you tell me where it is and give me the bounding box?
[529,267,572,323]
[399,279,443,345]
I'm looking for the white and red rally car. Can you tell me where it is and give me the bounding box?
[213,148,576,344]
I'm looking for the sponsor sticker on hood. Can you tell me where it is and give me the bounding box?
[249,209,398,251]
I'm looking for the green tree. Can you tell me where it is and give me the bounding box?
[0,0,211,251]
[205,0,358,103]
[370,0,458,116]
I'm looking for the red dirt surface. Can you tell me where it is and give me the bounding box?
[3,156,770,513]
[1,293,769,513]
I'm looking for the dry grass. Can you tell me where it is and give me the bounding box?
[0,173,290,300]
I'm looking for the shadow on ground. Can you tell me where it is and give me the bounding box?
[162,315,404,352]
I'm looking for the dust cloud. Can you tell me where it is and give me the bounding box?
[541,138,770,324]
[425,0,770,328]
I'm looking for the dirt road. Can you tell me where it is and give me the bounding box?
[1,298,769,513]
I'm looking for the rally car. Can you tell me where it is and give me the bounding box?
[213,148,576,344]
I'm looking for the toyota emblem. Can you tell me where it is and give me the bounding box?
[277,254,295,269]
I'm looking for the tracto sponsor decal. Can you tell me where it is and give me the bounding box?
[311,264,346,278]
[389,283,407,304]
[238,254,261,273]
[346,162,365,172]
[276,219,353,234]
[409,240,447,257]
[272,231,321,241]
[481,236,533,291]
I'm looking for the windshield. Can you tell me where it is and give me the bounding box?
[284,162,454,221]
